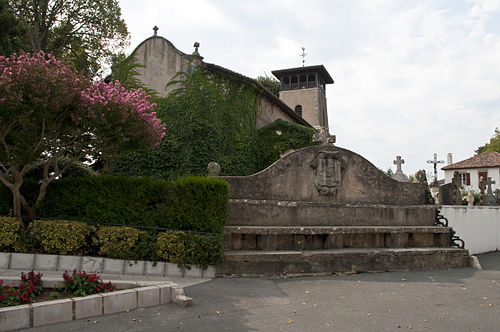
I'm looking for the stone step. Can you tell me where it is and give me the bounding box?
[218,247,470,277]
[225,226,452,251]
[228,199,437,227]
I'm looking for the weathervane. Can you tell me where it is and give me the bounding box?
[300,47,307,67]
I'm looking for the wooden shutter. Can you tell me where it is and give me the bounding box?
[466,173,470,185]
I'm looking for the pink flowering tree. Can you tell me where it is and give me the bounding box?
[0,52,165,224]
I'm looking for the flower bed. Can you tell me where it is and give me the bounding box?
[0,270,114,308]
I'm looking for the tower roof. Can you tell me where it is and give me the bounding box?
[272,65,334,84]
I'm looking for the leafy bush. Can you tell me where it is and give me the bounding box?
[257,119,317,170]
[156,231,186,264]
[62,269,114,297]
[97,226,156,260]
[156,231,224,268]
[184,233,224,269]
[0,217,20,251]
[32,220,95,255]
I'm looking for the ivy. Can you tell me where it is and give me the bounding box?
[111,67,260,178]
[257,119,317,170]
[110,67,318,178]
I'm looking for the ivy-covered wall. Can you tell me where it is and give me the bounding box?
[110,68,317,179]
[110,68,260,178]
[257,119,317,170]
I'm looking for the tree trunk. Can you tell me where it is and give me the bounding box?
[11,185,25,227]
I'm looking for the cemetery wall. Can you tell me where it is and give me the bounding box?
[442,205,500,254]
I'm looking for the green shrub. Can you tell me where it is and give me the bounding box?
[184,233,224,268]
[32,220,95,255]
[156,231,186,264]
[0,217,20,251]
[36,175,228,234]
[156,231,224,268]
[257,119,317,170]
[97,226,156,260]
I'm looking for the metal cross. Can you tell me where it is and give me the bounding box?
[427,153,444,184]
[153,26,159,36]
[393,156,404,173]
[301,47,307,67]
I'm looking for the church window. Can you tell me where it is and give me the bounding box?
[295,105,302,117]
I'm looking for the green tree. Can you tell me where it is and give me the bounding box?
[0,52,165,225]
[256,73,280,96]
[8,0,129,76]
[0,0,29,56]
[475,128,500,154]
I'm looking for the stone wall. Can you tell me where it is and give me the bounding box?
[132,36,192,97]
[279,88,327,129]
[256,98,298,129]
[221,145,427,205]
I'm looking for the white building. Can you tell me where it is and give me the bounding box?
[442,151,500,192]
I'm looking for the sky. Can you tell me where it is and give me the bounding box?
[119,0,500,181]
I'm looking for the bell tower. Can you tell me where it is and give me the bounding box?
[272,65,334,131]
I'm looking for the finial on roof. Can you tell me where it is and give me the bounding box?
[194,42,200,52]
[301,47,307,67]
[153,25,159,36]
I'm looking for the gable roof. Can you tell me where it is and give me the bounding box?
[203,63,313,128]
[442,151,500,170]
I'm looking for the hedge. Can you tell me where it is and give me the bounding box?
[35,175,228,233]
[0,217,224,267]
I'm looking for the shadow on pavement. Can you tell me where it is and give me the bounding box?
[476,251,500,271]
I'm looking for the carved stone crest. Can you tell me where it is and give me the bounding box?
[310,151,342,196]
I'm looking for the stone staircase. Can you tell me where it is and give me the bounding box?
[217,145,469,277]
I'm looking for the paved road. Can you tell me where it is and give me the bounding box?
[25,252,500,332]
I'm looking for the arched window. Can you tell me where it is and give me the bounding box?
[295,105,302,117]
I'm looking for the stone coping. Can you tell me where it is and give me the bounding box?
[0,279,192,331]
[230,198,436,209]
[0,252,216,279]
[224,225,452,234]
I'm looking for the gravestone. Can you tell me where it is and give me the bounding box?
[480,176,497,206]
[391,155,410,182]
[439,171,462,205]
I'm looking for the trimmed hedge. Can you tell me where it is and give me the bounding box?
[32,220,95,255]
[35,175,228,233]
[97,226,156,261]
[0,217,20,251]
[0,218,224,267]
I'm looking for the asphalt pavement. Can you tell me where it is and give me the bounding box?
[24,251,500,332]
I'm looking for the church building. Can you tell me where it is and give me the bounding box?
[130,27,334,131]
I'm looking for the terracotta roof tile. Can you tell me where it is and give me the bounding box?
[442,151,500,170]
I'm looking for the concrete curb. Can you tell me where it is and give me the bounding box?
[469,255,483,270]
[0,279,191,331]
[0,252,216,279]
